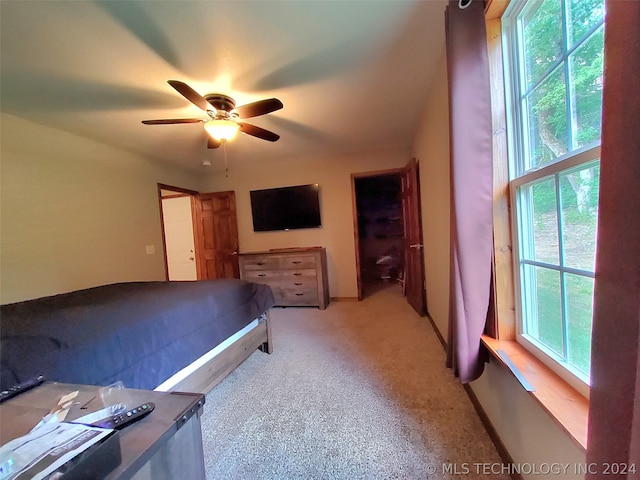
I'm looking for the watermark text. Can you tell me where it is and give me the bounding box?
[423,462,637,476]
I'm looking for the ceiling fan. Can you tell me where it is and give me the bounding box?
[142,80,283,149]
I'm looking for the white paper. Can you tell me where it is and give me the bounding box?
[57,391,78,406]
[0,422,112,480]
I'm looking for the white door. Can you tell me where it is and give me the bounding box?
[162,196,197,280]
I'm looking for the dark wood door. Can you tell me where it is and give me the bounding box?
[402,158,427,315]
[194,191,240,280]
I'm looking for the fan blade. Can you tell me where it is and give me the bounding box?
[238,122,280,142]
[207,136,222,149]
[233,98,283,118]
[142,118,203,125]
[167,80,213,112]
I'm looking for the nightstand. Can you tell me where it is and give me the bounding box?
[0,382,206,479]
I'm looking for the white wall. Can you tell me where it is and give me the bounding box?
[411,49,451,336]
[472,362,586,478]
[0,114,202,303]
[411,49,586,479]
[200,146,410,299]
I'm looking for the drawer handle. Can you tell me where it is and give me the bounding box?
[292,261,302,264]
[256,262,265,266]
[295,293,304,296]
[258,274,266,277]
[293,273,302,276]
[294,282,303,286]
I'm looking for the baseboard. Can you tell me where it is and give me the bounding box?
[330,297,359,302]
[425,313,521,480]
[463,384,523,480]
[426,312,447,348]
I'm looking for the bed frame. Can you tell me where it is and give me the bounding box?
[1,280,274,394]
[158,312,273,394]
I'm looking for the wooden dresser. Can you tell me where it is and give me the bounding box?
[239,247,329,309]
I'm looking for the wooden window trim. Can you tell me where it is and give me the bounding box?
[487,11,516,341]
[482,335,588,451]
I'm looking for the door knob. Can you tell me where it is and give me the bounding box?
[409,244,423,249]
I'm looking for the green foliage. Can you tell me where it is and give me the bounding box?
[532,177,556,215]
[572,28,604,147]
[530,268,593,375]
[522,0,604,165]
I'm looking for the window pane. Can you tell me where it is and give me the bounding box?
[523,265,564,356]
[525,66,568,169]
[569,26,604,149]
[523,0,564,90]
[521,177,559,264]
[560,162,599,271]
[565,273,594,374]
[567,0,605,47]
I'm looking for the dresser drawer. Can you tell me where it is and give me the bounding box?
[280,255,316,270]
[242,270,281,283]
[278,287,319,306]
[240,256,280,271]
[280,269,317,282]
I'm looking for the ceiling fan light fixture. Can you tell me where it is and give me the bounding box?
[204,119,240,141]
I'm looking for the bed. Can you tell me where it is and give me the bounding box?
[0,279,275,394]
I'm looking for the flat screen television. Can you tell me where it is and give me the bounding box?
[250,184,321,232]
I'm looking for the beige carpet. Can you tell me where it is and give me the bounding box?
[201,284,509,479]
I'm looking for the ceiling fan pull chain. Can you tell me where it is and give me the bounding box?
[223,141,229,178]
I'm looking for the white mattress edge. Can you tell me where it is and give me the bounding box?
[154,318,261,392]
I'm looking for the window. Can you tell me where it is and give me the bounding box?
[503,0,605,393]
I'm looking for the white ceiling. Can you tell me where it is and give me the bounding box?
[1,0,447,173]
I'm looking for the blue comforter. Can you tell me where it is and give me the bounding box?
[0,280,274,390]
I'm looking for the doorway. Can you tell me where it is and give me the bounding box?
[158,184,198,280]
[157,184,241,281]
[351,159,427,315]
[353,171,405,299]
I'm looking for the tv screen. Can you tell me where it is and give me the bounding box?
[250,184,321,232]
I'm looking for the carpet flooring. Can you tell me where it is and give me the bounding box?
[200,284,509,479]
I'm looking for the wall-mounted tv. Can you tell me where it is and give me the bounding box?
[250,184,321,232]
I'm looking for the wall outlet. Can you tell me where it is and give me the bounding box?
[145,245,155,255]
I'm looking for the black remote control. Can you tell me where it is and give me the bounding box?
[91,402,155,430]
[0,375,45,403]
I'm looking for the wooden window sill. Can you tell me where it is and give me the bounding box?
[481,335,588,451]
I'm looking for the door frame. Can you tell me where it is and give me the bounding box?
[157,183,199,281]
[351,168,405,301]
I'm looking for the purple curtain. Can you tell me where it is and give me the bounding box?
[586,1,640,475]
[444,0,494,383]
